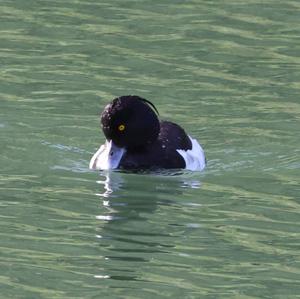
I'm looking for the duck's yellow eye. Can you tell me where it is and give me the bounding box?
[118,124,125,131]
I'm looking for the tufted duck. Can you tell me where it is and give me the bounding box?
[89,95,206,171]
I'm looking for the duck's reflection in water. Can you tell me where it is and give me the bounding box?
[93,170,204,281]
[95,170,124,199]
[94,171,125,221]
[94,169,203,222]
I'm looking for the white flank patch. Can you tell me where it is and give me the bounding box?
[176,136,206,171]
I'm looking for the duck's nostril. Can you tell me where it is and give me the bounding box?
[110,151,114,156]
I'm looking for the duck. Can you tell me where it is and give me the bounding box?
[89,95,206,171]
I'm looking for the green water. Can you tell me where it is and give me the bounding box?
[1,1,300,298]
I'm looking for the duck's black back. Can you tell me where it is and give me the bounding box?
[119,121,192,170]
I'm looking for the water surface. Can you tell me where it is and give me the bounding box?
[1,0,300,298]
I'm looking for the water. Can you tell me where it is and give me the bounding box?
[1,0,300,298]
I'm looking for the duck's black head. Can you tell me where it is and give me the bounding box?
[101,95,160,149]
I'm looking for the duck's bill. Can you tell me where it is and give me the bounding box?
[89,140,125,170]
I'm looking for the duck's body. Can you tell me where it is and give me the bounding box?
[89,96,206,171]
